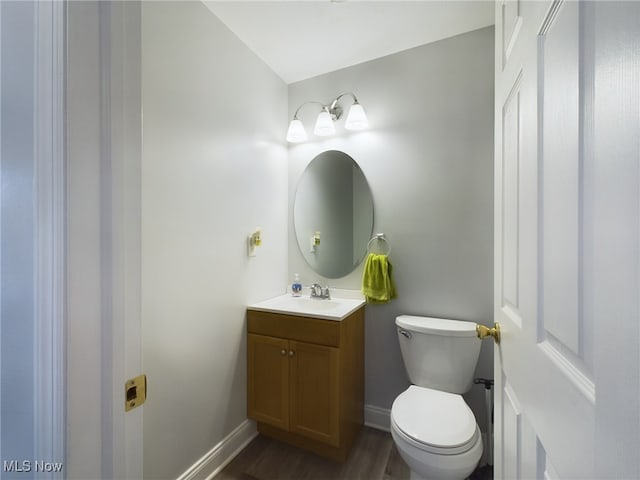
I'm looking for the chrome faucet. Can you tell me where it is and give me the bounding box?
[310,283,331,300]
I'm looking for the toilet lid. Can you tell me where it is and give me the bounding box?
[391,386,478,451]
[395,315,478,337]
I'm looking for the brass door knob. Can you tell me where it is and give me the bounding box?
[476,323,501,344]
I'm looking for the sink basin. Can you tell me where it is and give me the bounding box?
[248,293,365,321]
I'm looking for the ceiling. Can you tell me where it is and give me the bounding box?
[203,1,495,84]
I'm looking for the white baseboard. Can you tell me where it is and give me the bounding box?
[364,404,391,432]
[177,419,258,480]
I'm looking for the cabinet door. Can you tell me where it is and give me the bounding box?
[247,334,289,430]
[288,341,340,447]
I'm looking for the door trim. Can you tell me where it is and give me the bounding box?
[33,1,66,474]
[66,2,143,477]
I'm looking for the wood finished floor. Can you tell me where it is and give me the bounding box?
[216,427,493,480]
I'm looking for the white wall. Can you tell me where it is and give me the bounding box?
[141,3,288,478]
[288,27,495,430]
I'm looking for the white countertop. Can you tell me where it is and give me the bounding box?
[247,290,365,321]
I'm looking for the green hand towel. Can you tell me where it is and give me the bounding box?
[361,253,396,304]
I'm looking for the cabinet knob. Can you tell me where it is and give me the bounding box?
[281,349,287,356]
[289,350,295,357]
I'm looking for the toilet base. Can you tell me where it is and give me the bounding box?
[408,467,481,480]
[407,467,479,480]
[409,470,428,480]
[391,423,483,480]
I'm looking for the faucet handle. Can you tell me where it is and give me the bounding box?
[310,283,330,299]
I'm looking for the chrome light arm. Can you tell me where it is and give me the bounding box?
[329,92,360,120]
[291,100,326,120]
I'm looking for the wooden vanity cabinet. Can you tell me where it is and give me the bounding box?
[247,307,364,462]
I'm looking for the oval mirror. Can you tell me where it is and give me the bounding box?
[294,150,374,279]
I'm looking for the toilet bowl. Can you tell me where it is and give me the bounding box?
[390,386,482,480]
[391,315,484,480]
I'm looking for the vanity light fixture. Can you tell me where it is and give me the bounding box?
[313,107,336,136]
[286,92,369,143]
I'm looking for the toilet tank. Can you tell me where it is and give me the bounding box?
[396,315,481,394]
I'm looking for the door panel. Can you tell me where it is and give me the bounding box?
[288,341,340,447]
[501,69,522,316]
[540,0,583,358]
[501,0,522,68]
[501,383,522,479]
[247,334,290,430]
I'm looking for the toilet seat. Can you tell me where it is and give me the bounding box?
[391,386,480,455]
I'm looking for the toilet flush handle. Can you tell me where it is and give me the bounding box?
[398,328,412,339]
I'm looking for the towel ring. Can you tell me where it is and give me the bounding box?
[367,233,391,255]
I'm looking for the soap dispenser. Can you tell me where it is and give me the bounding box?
[291,273,302,297]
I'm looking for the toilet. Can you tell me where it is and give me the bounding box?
[390,315,483,480]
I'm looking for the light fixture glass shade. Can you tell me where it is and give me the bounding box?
[286,118,307,143]
[344,102,369,130]
[313,109,336,136]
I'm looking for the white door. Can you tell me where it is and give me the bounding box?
[494,0,640,478]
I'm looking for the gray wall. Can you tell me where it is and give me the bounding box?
[0,2,35,472]
[288,26,495,429]
[141,3,288,478]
